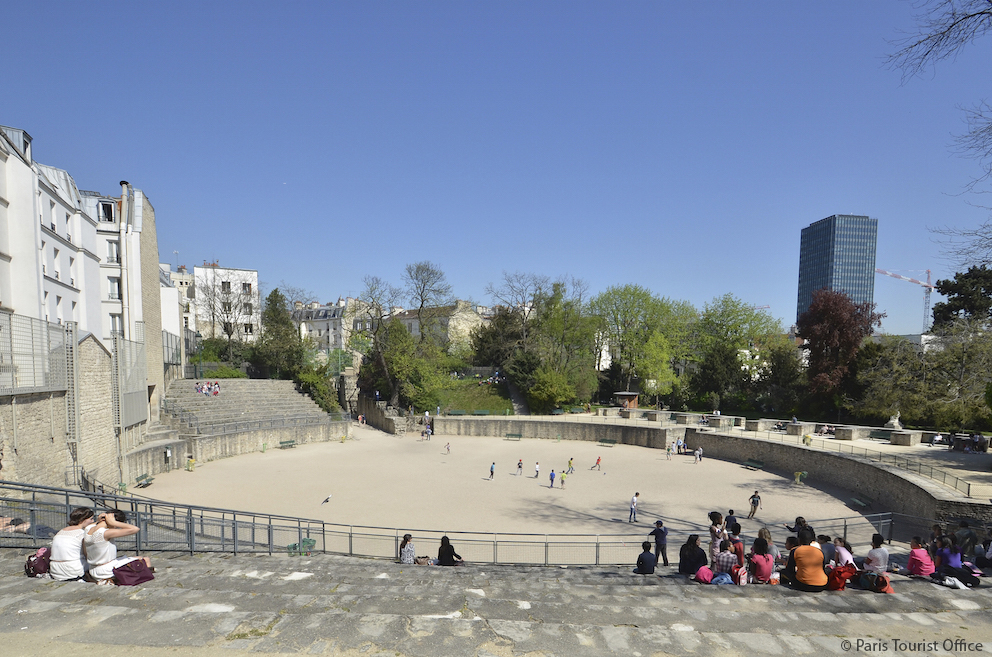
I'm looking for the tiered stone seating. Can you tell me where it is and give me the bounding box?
[163,379,329,434]
[1,549,990,653]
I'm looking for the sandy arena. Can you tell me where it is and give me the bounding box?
[148,424,875,548]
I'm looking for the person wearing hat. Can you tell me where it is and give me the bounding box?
[649,520,669,566]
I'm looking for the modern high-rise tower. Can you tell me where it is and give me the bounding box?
[796,214,878,321]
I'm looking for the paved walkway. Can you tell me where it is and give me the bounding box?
[149,423,880,554]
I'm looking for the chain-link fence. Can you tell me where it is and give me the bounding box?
[0,311,68,395]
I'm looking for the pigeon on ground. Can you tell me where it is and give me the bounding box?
[321,495,332,504]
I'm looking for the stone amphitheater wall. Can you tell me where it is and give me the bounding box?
[188,420,350,463]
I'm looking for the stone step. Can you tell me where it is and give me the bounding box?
[2,550,991,654]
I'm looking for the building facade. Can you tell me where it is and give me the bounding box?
[797,214,878,321]
[192,264,260,342]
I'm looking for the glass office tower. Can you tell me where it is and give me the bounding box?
[796,214,877,321]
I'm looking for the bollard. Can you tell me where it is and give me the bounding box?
[262,443,267,453]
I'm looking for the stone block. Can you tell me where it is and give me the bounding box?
[889,431,922,446]
[786,422,816,436]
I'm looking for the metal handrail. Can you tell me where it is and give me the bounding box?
[0,480,894,564]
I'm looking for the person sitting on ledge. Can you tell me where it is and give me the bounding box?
[713,540,737,575]
[905,536,935,577]
[678,534,708,577]
[435,535,463,566]
[633,541,656,574]
[747,537,775,583]
[782,528,827,592]
[832,537,855,567]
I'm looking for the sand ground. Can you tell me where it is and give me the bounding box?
[148,424,883,550]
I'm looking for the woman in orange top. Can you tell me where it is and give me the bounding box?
[783,529,827,592]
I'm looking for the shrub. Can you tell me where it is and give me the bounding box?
[200,365,247,379]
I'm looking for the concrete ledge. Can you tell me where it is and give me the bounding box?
[833,426,870,441]
[434,417,665,449]
[189,421,350,463]
[706,415,735,430]
[745,419,781,431]
[786,422,816,436]
[890,431,923,446]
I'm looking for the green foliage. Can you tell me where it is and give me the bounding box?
[639,331,677,398]
[253,289,306,379]
[199,337,246,364]
[932,266,992,328]
[200,365,247,379]
[529,280,599,403]
[691,341,747,411]
[527,367,576,414]
[471,306,523,369]
[295,368,341,413]
[754,339,804,415]
[698,294,782,353]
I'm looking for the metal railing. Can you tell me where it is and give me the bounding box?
[0,481,911,564]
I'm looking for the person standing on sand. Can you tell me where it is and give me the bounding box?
[517,459,523,475]
[445,443,451,455]
[535,462,540,478]
[592,456,601,471]
[566,458,574,474]
[549,470,556,488]
[629,492,639,522]
[490,462,495,480]
[560,472,567,489]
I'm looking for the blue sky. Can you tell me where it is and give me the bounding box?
[4,1,989,334]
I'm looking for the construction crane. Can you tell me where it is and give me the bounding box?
[875,268,935,333]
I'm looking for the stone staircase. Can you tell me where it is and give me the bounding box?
[2,549,991,654]
[163,379,329,435]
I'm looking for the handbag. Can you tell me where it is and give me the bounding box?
[113,559,155,586]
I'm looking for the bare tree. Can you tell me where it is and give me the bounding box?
[888,1,992,265]
[194,266,260,359]
[484,271,550,350]
[279,281,320,309]
[403,261,454,344]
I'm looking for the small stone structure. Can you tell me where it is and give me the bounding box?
[785,422,816,436]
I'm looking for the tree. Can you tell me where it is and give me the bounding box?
[471,306,523,369]
[754,339,804,415]
[796,289,884,397]
[529,278,599,403]
[887,1,992,265]
[849,336,928,426]
[589,284,663,391]
[254,289,305,379]
[932,265,992,327]
[193,266,260,361]
[349,275,404,407]
[403,261,454,344]
[690,341,747,411]
[697,294,782,353]
[485,271,550,351]
[278,281,320,309]
[926,316,992,430]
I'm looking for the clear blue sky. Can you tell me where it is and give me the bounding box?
[4,1,989,334]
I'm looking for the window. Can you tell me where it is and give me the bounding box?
[107,241,120,263]
[223,322,233,336]
[109,277,121,300]
[245,303,253,315]
[221,281,231,293]
[110,314,123,334]
[244,324,253,335]
[99,202,114,222]
[183,317,189,329]
[242,282,252,293]
[222,302,232,312]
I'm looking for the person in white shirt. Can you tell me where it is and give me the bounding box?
[84,510,152,584]
[862,533,889,574]
[49,507,95,581]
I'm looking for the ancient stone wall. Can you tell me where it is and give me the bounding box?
[0,392,69,487]
[188,420,350,464]
[433,417,664,449]
[75,334,118,485]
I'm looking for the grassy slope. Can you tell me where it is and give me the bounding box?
[436,379,514,414]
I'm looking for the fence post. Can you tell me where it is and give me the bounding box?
[596,536,600,566]
[187,508,195,555]
[887,513,894,544]
[349,526,354,556]
[843,519,847,543]
[268,522,274,555]
[545,535,549,566]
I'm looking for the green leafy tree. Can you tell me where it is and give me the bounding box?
[589,284,664,391]
[527,367,575,414]
[925,317,992,430]
[471,306,524,369]
[529,279,599,403]
[255,289,305,379]
[690,341,747,410]
[698,294,782,353]
[754,339,804,415]
[932,266,992,328]
[639,331,677,400]
[849,336,928,426]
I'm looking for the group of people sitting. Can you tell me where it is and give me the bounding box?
[46,507,153,584]
[667,512,923,591]
[814,424,836,436]
[399,534,463,566]
[194,381,221,396]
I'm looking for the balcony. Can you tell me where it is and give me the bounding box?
[50,222,56,232]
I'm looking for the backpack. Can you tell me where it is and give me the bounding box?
[24,547,51,578]
[694,565,713,583]
[858,571,893,594]
[827,564,857,591]
[731,564,749,585]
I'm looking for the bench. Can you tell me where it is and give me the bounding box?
[742,460,764,470]
[670,413,677,421]
[551,409,565,415]
[868,430,892,441]
[598,438,617,447]
[505,433,522,441]
[448,410,467,416]
[472,409,490,416]
[279,440,297,449]
[850,497,873,510]
[287,537,316,556]
[135,473,154,488]
[571,407,585,414]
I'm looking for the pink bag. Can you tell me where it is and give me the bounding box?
[695,565,713,583]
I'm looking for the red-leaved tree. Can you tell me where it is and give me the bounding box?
[797,290,884,396]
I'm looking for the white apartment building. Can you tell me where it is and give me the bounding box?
[168,264,196,333]
[292,299,348,352]
[193,264,260,342]
[0,126,103,334]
